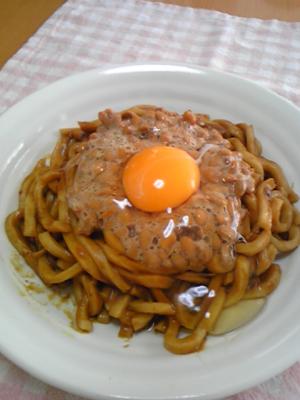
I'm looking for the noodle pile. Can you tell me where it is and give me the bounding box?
[5,106,300,354]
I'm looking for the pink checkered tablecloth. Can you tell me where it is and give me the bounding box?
[1,0,300,399]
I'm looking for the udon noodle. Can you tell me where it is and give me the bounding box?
[5,105,300,354]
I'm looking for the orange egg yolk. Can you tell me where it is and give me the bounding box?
[122,146,200,212]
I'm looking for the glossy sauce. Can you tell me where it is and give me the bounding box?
[65,107,255,274]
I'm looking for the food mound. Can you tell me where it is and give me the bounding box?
[6,105,300,354]
[66,107,254,274]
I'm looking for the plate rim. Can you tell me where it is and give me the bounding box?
[2,62,300,120]
[1,62,300,400]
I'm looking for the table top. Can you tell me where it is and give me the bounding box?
[154,0,300,20]
[1,0,300,67]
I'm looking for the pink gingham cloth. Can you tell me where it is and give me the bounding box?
[1,0,300,399]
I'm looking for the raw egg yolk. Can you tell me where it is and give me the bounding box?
[122,146,200,212]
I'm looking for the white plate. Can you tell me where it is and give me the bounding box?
[0,64,300,400]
